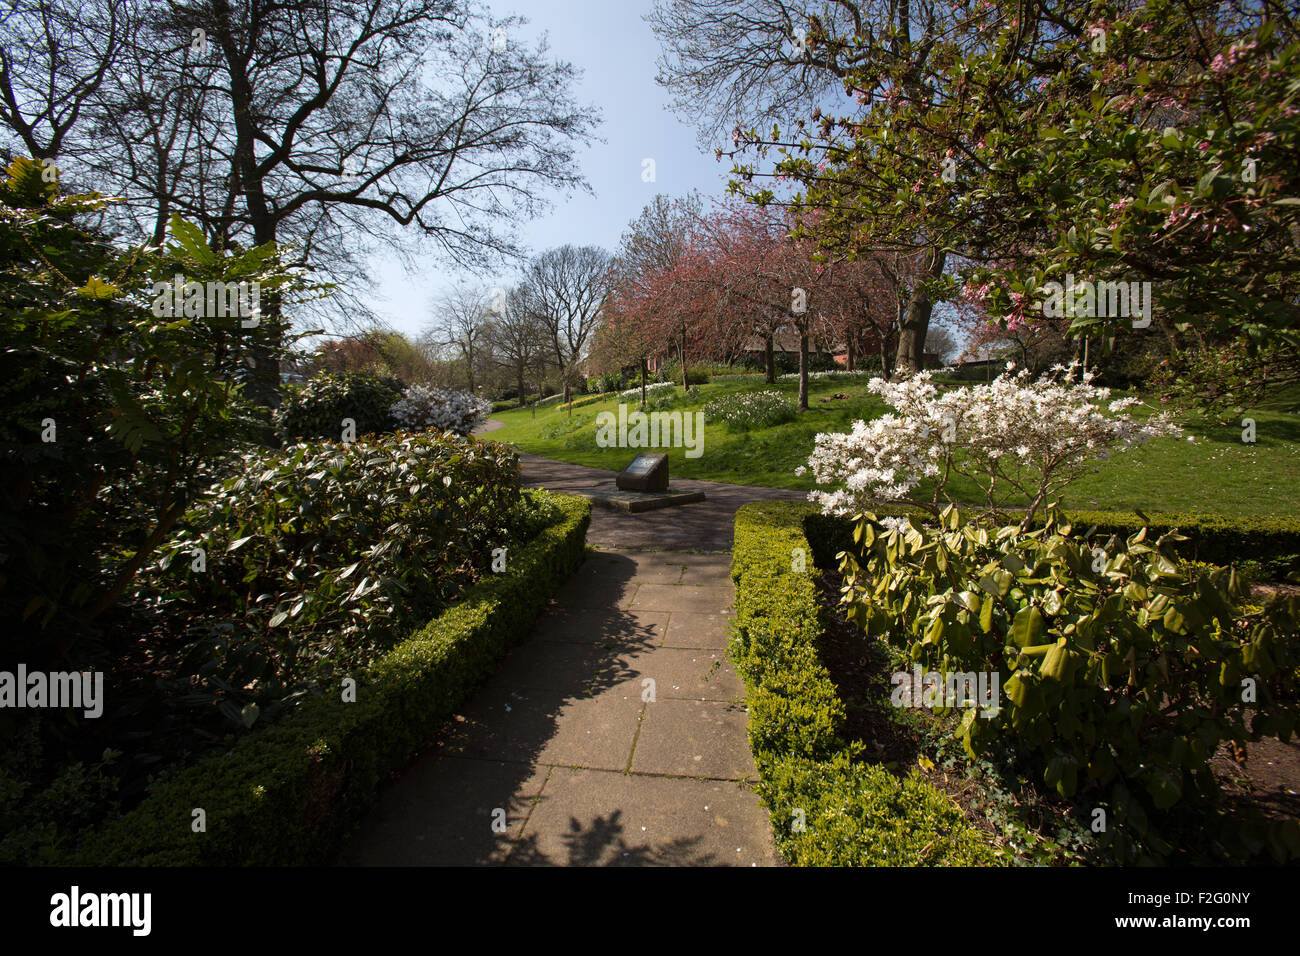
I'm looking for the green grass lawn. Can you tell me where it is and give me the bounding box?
[486,376,1300,518]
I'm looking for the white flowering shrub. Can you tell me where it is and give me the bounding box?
[704,390,797,430]
[798,363,1182,527]
[620,381,675,401]
[778,369,875,381]
[390,384,492,436]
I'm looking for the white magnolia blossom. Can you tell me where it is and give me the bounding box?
[390,384,492,436]
[799,364,1182,521]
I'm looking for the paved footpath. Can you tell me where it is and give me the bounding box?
[337,443,801,866]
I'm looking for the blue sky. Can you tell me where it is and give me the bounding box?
[365,0,736,341]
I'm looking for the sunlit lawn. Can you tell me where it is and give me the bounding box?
[485,376,1300,519]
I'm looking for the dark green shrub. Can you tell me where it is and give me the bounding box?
[74,493,590,865]
[807,352,838,373]
[0,161,317,666]
[839,506,1300,863]
[593,371,625,393]
[774,353,799,375]
[656,363,711,386]
[273,370,404,441]
[0,717,121,865]
[799,503,1300,584]
[139,432,529,733]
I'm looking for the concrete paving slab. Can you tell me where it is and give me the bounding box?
[435,679,644,772]
[338,757,548,866]
[506,768,778,867]
[623,645,746,702]
[679,565,735,588]
[660,611,734,649]
[517,452,803,551]
[492,640,639,692]
[628,583,734,614]
[336,460,790,868]
[631,698,759,781]
[549,553,642,607]
[532,606,668,647]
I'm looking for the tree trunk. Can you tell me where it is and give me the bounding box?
[516,367,526,408]
[846,334,855,372]
[764,332,775,383]
[894,248,946,378]
[215,0,281,410]
[798,329,809,411]
[680,325,688,390]
[641,357,647,406]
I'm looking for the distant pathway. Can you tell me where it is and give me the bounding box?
[338,434,801,866]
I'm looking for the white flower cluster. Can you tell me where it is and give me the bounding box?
[797,363,1182,516]
[704,390,796,429]
[778,369,876,381]
[620,381,676,400]
[390,384,492,436]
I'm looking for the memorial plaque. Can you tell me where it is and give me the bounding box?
[616,453,669,492]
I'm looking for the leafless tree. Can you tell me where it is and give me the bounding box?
[612,191,702,285]
[431,284,494,392]
[0,0,131,161]
[484,285,548,407]
[1,0,601,404]
[519,244,613,405]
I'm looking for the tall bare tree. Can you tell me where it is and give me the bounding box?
[1,0,601,404]
[431,284,493,392]
[519,244,612,405]
[0,0,131,161]
[484,285,548,407]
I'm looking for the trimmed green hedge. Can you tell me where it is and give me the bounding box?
[74,493,591,866]
[802,504,1300,582]
[730,502,1001,866]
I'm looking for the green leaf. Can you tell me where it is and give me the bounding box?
[1011,606,1047,648]
[75,275,121,299]
[1040,638,1070,680]
[1142,767,1183,810]
[167,213,216,266]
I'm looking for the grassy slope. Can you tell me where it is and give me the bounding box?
[487,375,1300,518]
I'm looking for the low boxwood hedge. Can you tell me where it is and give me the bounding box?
[73,493,591,866]
[730,502,1001,866]
[802,504,1300,582]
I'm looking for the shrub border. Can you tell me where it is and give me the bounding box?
[74,493,591,866]
[730,501,1001,866]
[803,505,1300,581]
